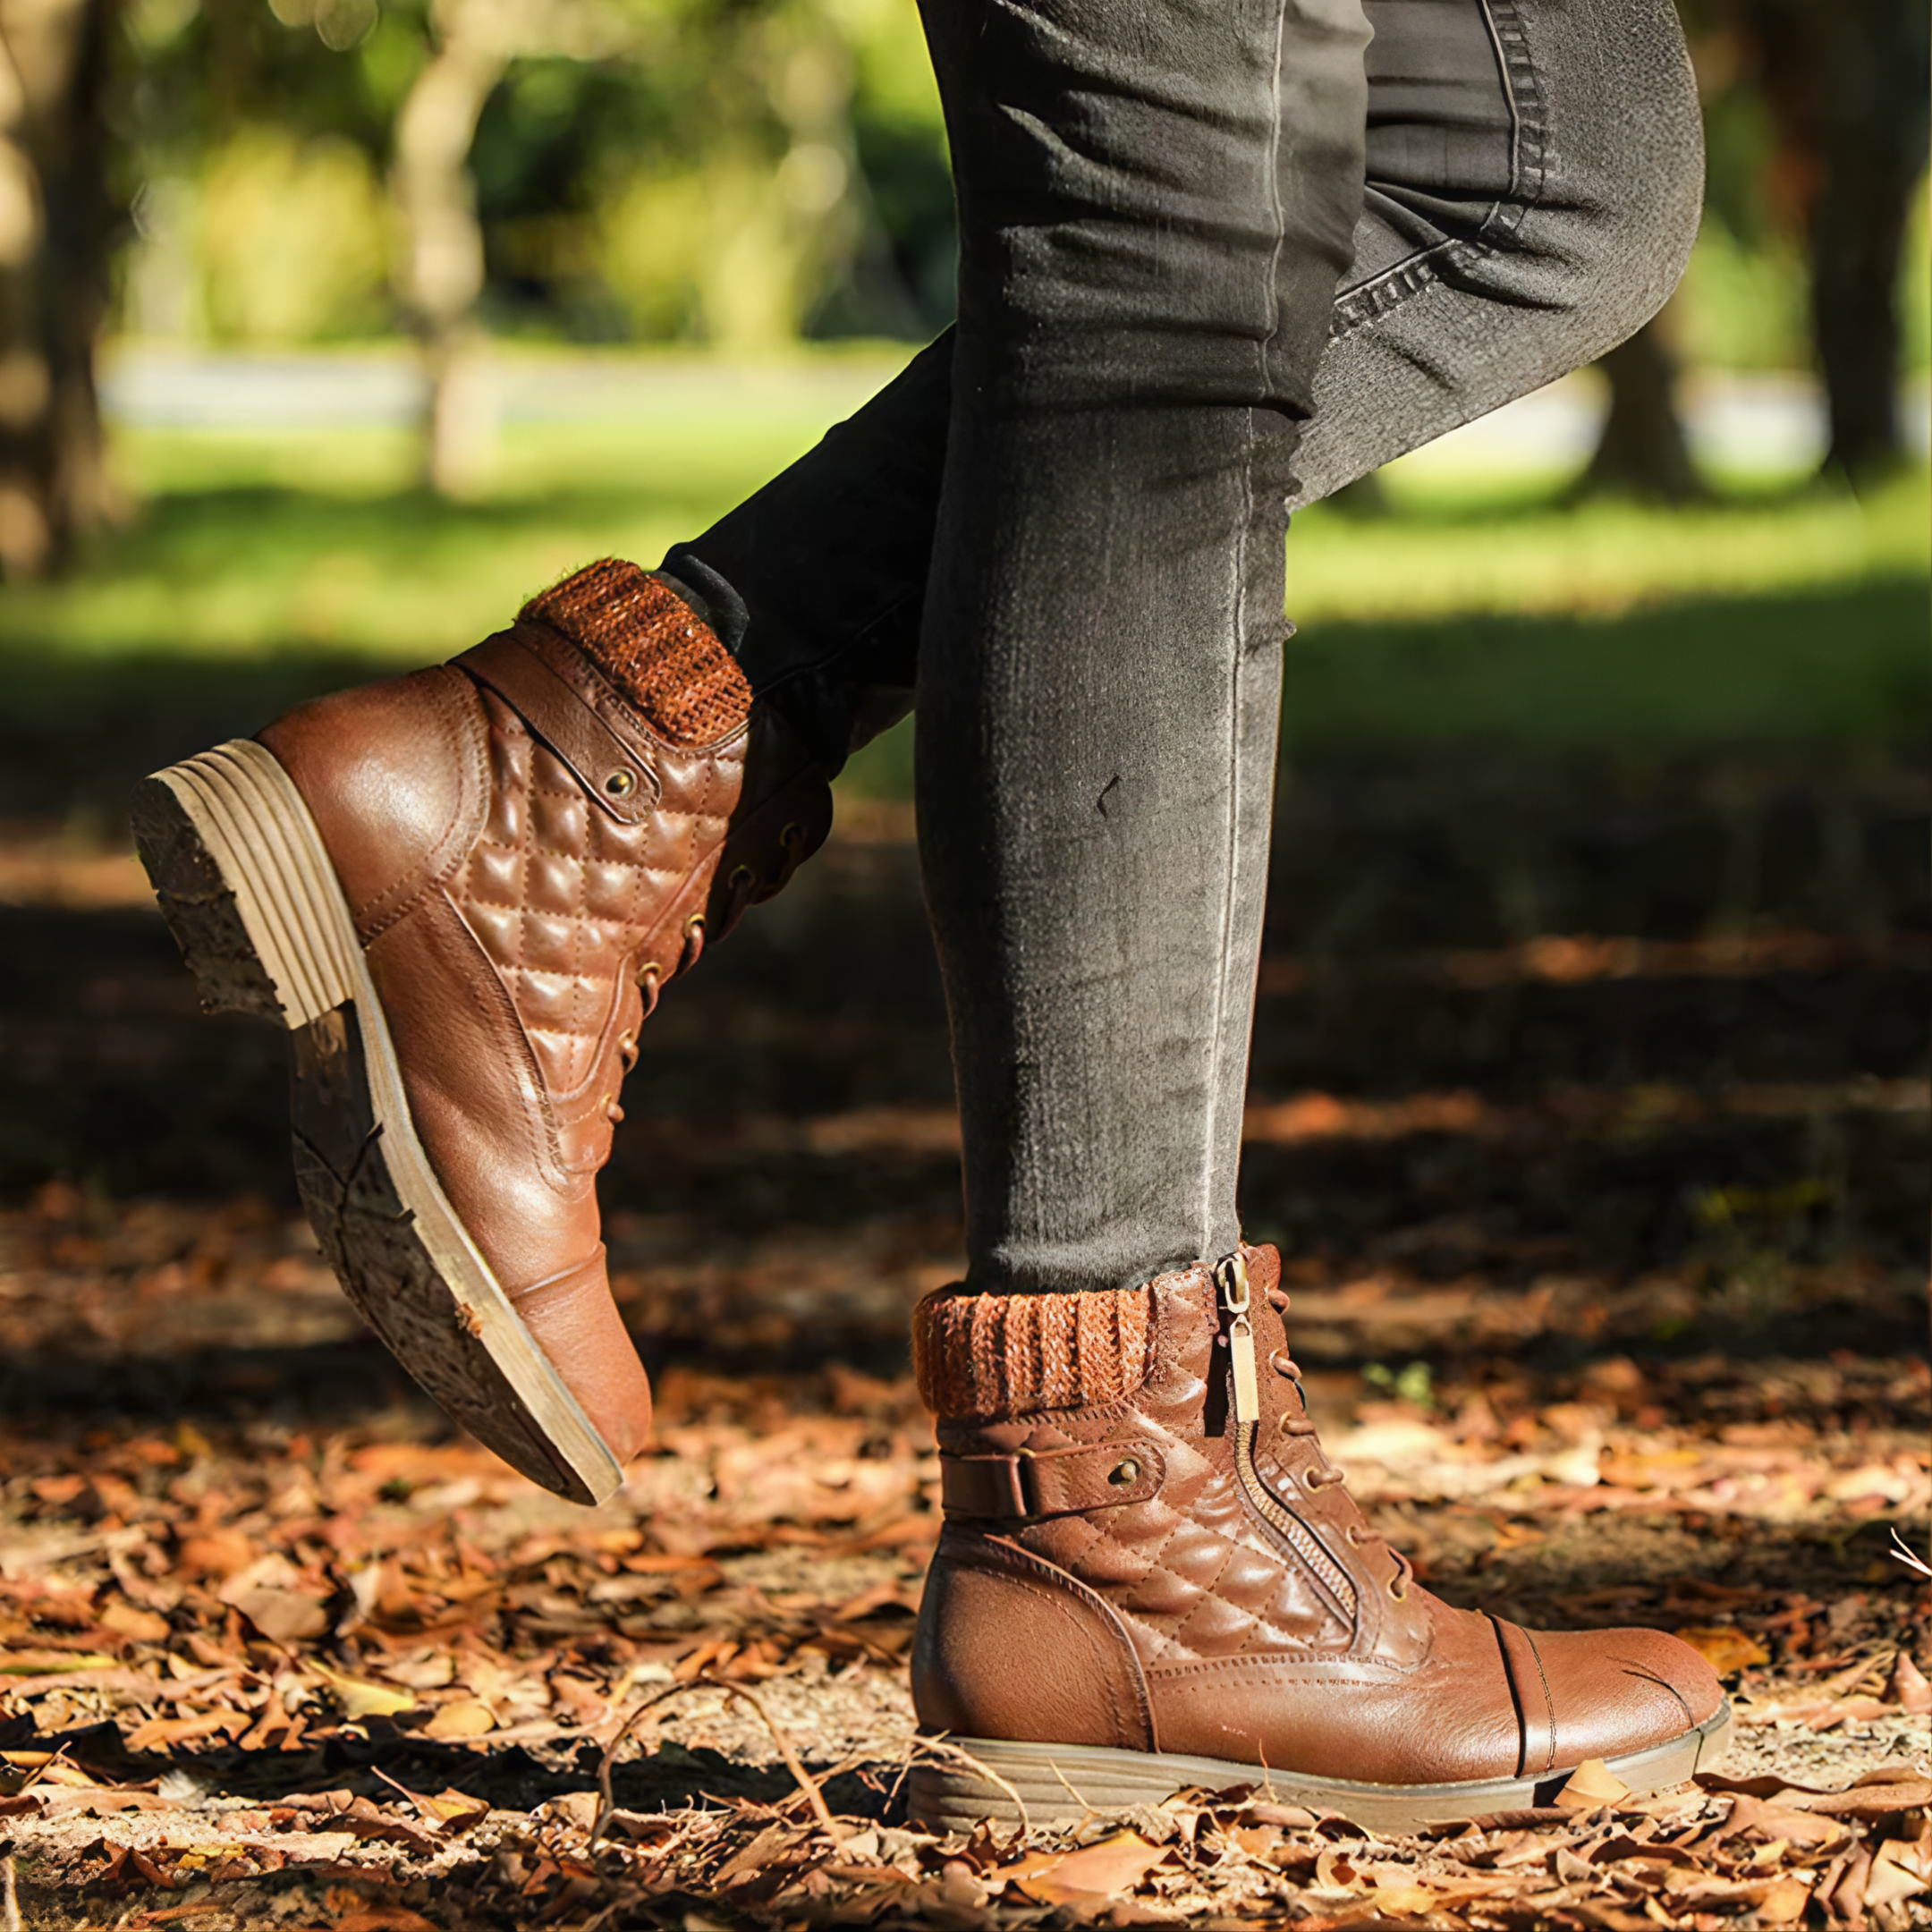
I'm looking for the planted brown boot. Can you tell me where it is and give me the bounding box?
[131,561,831,1504]
[905,1245,1729,1832]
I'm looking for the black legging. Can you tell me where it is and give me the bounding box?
[665,0,1702,1295]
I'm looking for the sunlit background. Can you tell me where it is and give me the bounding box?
[0,0,1924,794]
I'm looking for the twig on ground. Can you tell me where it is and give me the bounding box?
[592,1674,843,1850]
[909,1736,1033,1839]
[1888,1527,1931,1580]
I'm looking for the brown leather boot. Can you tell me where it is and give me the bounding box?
[905,1245,1729,1832]
[130,561,831,1504]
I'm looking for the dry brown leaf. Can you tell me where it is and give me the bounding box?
[123,1709,245,1751]
[1794,1779,1932,1818]
[1864,1835,1932,1908]
[1555,1758,1631,1809]
[97,1600,171,1644]
[1756,1876,1815,1925]
[308,1661,419,1720]
[1012,1831,1168,1903]
[1673,1624,1769,1673]
[418,1788,490,1830]
[332,1909,440,1932]
[1885,1648,1932,1715]
[1719,1794,1854,1845]
[422,1699,496,1741]
[235,1587,329,1644]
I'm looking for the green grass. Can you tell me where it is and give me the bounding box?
[4,352,1927,810]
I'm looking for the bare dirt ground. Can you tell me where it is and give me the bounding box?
[0,751,1926,1929]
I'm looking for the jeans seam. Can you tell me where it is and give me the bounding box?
[1205,0,1292,1254]
[1328,0,1551,338]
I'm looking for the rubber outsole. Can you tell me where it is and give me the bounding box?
[130,741,623,1506]
[906,1705,1732,1835]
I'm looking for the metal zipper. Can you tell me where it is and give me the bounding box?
[1216,1254,1357,1625]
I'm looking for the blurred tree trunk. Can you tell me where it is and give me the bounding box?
[1741,0,1930,483]
[0,0,121,580]
[1805,0,1929,482]
[393,0,645,496]
[392,0,507,497]
[1579,320,1705,503]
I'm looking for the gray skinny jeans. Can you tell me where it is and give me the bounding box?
[665,0,1704,1296]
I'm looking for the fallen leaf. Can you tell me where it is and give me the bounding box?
[1886,1648,1932,1714]
[1673,1625,1769,1673]
[1756,1876,1813,1924]
[422,1698,496,1741]
[235,1586,329,1643]
[1718,1794,1851,1845]
[97,1600,172,1644]
[308,1660,419,1720]
[1792,1778,1932,1818]
[1865,1838,1931,1908]
[1013,1832,1167,1903]
[418,1787,490,1829]
[1555,1758,1631,1809]
[123,1709,248,1751]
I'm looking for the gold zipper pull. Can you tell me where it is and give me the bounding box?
[1216,1251,1258,1427]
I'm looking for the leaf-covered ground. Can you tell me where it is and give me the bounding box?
[1,751,1927,1928]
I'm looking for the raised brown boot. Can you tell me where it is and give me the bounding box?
[130,561,831,1504]
[906,1246,1729,1832]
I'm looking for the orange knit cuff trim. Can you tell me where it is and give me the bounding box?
[912,1280,1164,1419]
[522,558,752,748]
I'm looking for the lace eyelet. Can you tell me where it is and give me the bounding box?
[637,962,661,986]
[1107,1458,1140,1487]
[605,768,637,799]
[1345,1525,1366,1546]
[780,821,804,848]
[1387,1578,1409,1602]
[684,913,705,936]
[729,863,755,888]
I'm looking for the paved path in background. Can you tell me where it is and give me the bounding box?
[97,343,1932,477]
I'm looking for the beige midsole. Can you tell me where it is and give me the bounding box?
[154,741,624,1504]
[911,1706,1733,1831]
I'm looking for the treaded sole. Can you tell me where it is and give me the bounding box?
[131,741,623,1506]
[907,1705,1732,1835]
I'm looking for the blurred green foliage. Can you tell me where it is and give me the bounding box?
[114,0,952,349]
[109,0,1925,364]
[4,374,1923,808]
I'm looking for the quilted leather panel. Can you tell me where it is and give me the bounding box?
[938,1272,1360,1670]
[448,689,744,1100]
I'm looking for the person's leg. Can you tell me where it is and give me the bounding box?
[1289,0,1705,506]
[911,0,1369,1293]
[665,0,1704,765]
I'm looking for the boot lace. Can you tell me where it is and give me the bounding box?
[1264,1282,1415,1601]
[631,826,809,1020]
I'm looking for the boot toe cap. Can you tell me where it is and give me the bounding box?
[1527,1623,1725,1769]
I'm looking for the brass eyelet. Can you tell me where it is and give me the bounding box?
[780,821,803,847]
[1345,1524,1366,1546]
[729,863,755,888]
[684,913,705,936]
[605,769,637,798]
[1387,1578,1409,1602]
[1107,1458,1140,1487]
[636,962,662,986]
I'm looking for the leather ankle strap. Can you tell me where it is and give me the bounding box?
[454,625,664,822]
[940,1441,1165,1519]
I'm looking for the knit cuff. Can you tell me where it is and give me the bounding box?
[912,1280,1168,1419]
[522,558,753,748]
